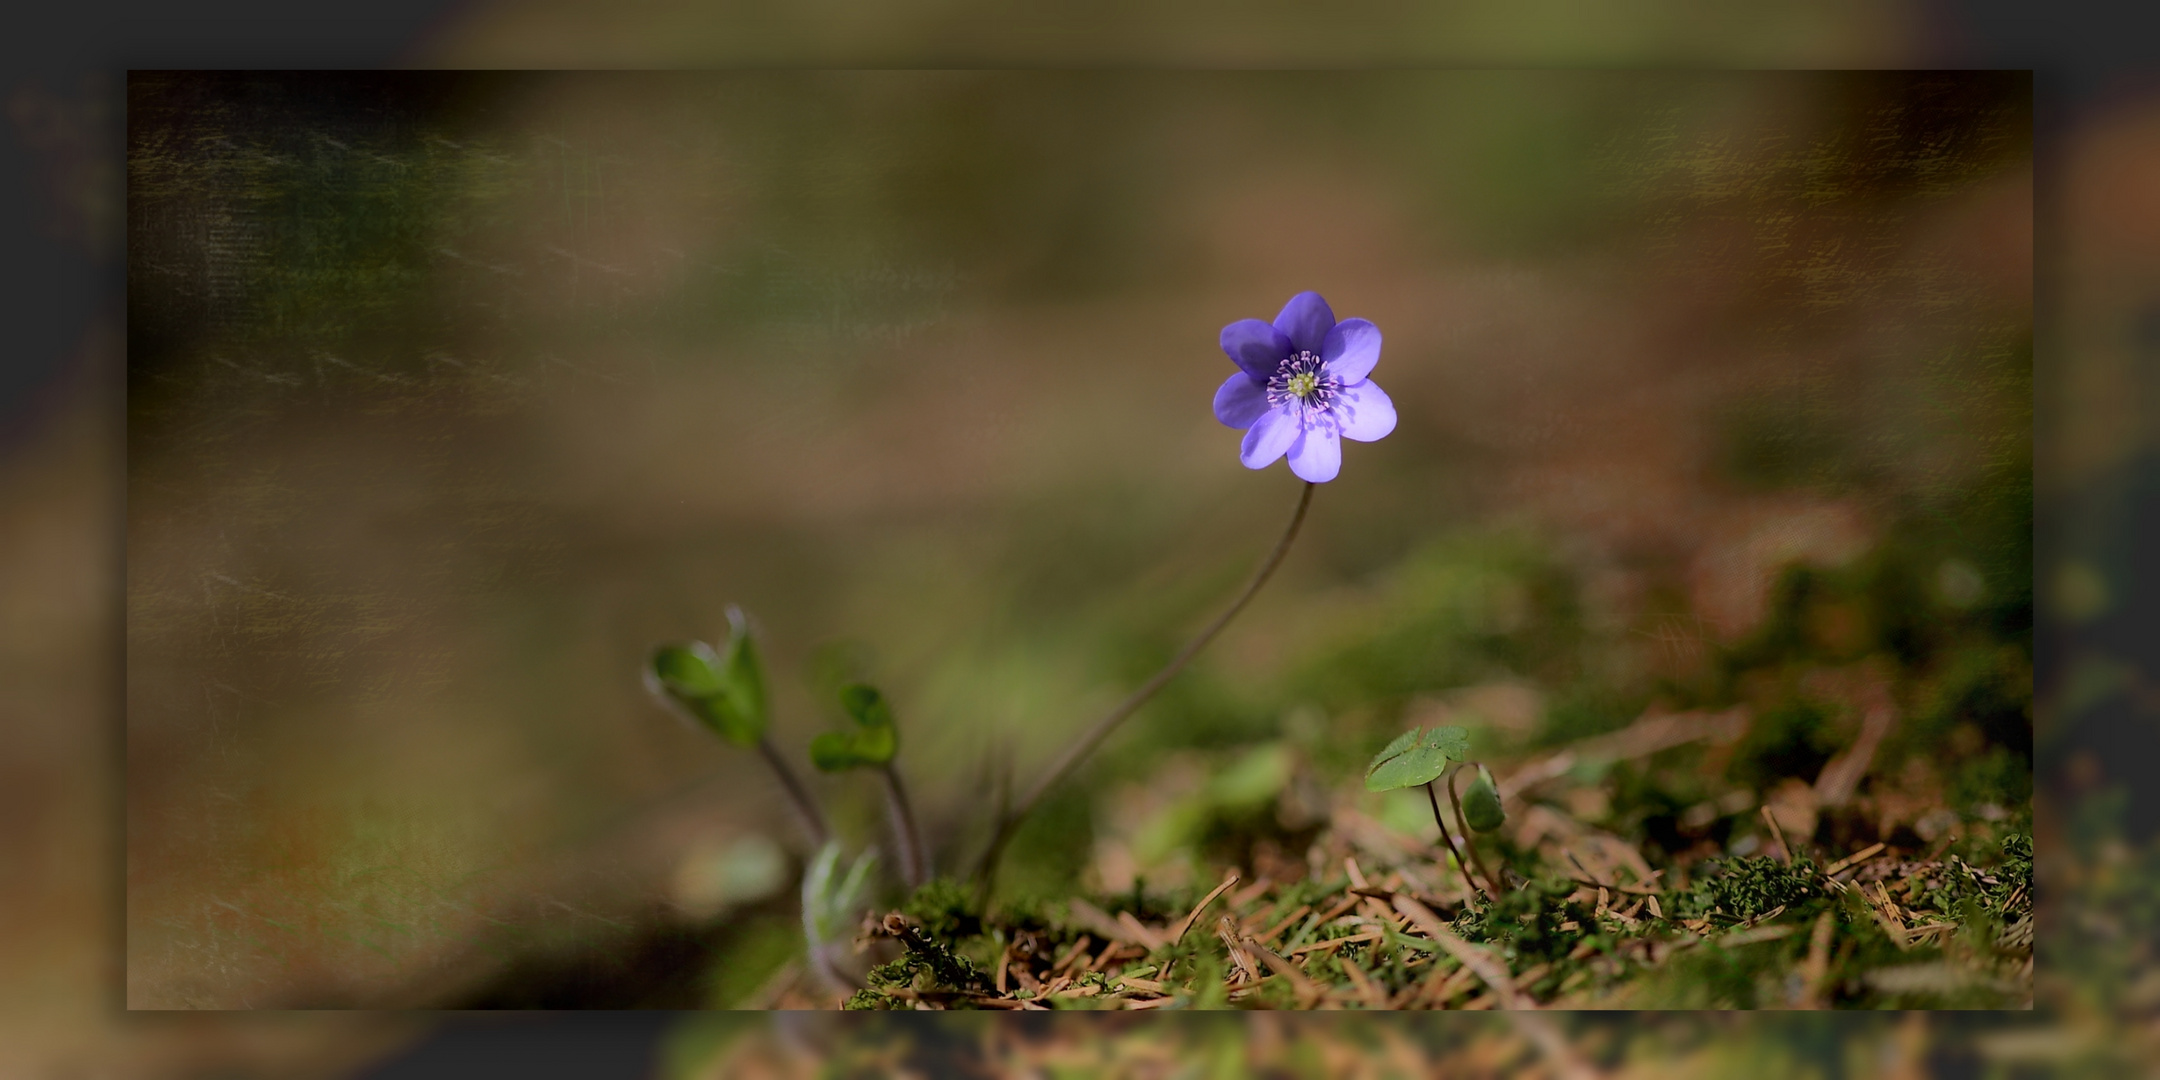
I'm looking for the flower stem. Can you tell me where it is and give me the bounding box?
[1447,763,1507,899]
[1425,779,1485,904]
[880,762,928,890]
[972,480,1317,898]
[757,735,831,851]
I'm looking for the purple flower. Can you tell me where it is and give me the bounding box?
[1213,291,1396,483]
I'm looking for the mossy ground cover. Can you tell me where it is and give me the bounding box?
[821,811,2029,1012]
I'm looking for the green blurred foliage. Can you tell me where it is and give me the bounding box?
[808,683,899,770]
[701,913,799,1008]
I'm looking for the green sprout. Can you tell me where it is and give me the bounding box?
[802,840,879,992]
[1460,763,1506,833]
[810,684,898,769]
[1363,724,1470,792]
[809,683,928,889]
[646,606,830,849]
[649,635,762,748]
[1366,724,1506,901]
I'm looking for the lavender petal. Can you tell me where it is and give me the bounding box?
[1334,378,1397,442]
[1322,318,1382,384]
[1220,318,1291,383]
[1213,371,1271,429]
[1285,420,1343,483]
[1272,292,1336,355]
[1239,405,1299,469]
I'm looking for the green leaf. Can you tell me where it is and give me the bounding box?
[810,682,899,771]
[644,607,771,748]
[1462,763,1506,832]
[1364,724,1471,791]
[651,641,726,698]
[802,840,878,946]
[648,641,753,746]
[839,683,894,730]
[717,606,769,738]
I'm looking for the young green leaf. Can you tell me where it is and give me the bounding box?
[650,641,726,698]
[648,640,763,747]
[809,682,899,771]
[1364,724,1471,791]
[717,606,769,737]
[645,607,771,748]
[802,840,879,948]
[1462,763,1506,832]
[839,683,894,730]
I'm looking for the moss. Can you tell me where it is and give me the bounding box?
[843,986,903,1010]
[1451,876,1597,967]
[1673,856,1821,923]
[900,877,983,943]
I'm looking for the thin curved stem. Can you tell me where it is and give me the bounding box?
[757,735,831,851]
[880,762,928,890]
[973,481,1317,895]
[1447,763,1507,900]
[1425,780,1485,904]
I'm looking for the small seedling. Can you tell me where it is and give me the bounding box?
[810,683,898,769]
[810,683,929,889]
[1365,724,1505,901]
[1363,725,1469,792]
[646,606,830,849]
[1460,763,1506,833]
[801,840,878,991]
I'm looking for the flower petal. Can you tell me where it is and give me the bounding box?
[1213,371,1270,429]
[1322,318,1382,384]
[1219,319,1290,383]
[1286,420,1342,483]
[1273,292,1336,355]
[1240,405,1299,469]
[1334,379,1397,442]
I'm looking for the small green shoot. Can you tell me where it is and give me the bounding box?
[1364,724,1470,791]
[646,606,829,848]
[809,683,899,770]
[809,682,927,888]
[802,839,878,990]
[1461,763,1506,832]
[646,607,769,747]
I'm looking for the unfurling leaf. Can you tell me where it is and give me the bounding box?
[810,682,899,771]
[1463,763,1506,832]
[802,840,878,946]
[839,683,894,730]
[1364,724,1471,791]
[650,641,726,699]
[645,606,770,747]
[717,606,768,732]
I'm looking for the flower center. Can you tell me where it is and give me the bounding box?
[1266,350,1339,415]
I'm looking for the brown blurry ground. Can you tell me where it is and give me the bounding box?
[0,317,420,1075]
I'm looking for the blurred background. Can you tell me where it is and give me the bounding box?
[124,67,2029,1010]
[0,0,2142,1077]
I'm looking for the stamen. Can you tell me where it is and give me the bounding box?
[1265,349,1342,418]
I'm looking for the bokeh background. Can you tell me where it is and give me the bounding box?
[123,68,2028,1013]
[0,0,2146,1076]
